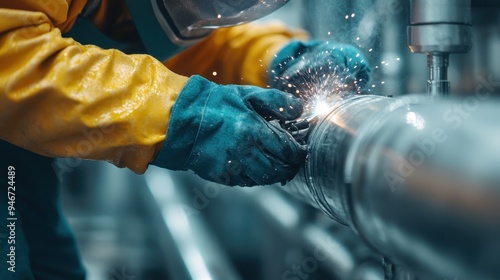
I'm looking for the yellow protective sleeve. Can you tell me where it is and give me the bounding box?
[0,1,188,173]
[165,22,308,88]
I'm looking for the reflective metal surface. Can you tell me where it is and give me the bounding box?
[410,0,471,25]
[283,94,500,279]
[427,54,450,96]
[285,95,393,225]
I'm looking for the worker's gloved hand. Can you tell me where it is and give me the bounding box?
[269,40,371,94]
[153,75,307,187]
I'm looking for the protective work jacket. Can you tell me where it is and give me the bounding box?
[0,0,304,173]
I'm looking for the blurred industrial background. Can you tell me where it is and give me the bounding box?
[61,0,500,279]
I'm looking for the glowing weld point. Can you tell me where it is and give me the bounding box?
[313,100,330,116]
[212,71,218,76]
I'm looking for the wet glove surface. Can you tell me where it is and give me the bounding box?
[269,40,372,94]
[153,75,307,186]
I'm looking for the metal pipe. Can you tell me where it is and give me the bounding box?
[283,94,500,279]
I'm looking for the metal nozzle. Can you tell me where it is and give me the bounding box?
[407,0,472,96]
[427,53,450,97]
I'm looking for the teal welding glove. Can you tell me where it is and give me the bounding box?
[153,75,307,186]
[269,40,371,94]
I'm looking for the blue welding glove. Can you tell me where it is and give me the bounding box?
[153,75,307,186]
[269,40,371,94]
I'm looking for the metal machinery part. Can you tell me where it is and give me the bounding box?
[407,0,473,96]
[283,94,500,279]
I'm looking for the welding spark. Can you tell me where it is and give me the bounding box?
[272,50,366,120]
[312,99,331,116]
[273,69,358,119]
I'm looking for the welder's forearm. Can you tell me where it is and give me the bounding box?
[0,8,188,173]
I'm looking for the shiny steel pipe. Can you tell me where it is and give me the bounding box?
[283,94,500,279]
